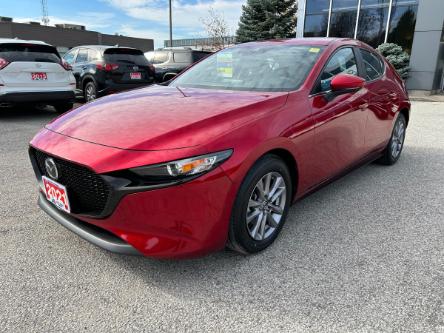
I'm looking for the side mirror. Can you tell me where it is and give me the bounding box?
[330,73,365,93]
[324,74,365,102]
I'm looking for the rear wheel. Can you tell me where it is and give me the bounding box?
[53,102,73,114]
[228,155,292,254]
[378,113,407,165]
[84,81,97,102]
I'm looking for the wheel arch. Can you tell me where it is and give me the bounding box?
[262,148,299,200]
[81,75,97,91]
[399,108,410,127]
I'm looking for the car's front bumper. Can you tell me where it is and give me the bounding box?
[37,166,234,258]
[0,90,75,103]
[30,129,236,258]
[38,193,140,255]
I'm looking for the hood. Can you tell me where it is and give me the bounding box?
[46,85,288,151]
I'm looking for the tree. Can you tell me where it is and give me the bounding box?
[236,0,297,43]
[200,8,230,51]
[377,43,410,79]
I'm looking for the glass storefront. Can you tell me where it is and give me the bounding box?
[303,0,418,52]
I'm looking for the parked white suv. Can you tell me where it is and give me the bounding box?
[0,38,76,113]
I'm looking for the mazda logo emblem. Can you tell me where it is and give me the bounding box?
[133,66,139,71]
[45,158,59,180]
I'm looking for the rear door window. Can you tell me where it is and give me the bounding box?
[359,49,384,81]
[75,49,88,63]
[104,48,149,66]
[0,43,60,63]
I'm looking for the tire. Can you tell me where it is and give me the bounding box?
[84,81,97,102]
[228,155,293,254]
[53,102,73,114]
[377,113,407,165]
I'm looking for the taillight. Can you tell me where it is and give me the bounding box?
[0,58,10,70]
[148,64,155,73]
[96,62,119,71]
[61,60,72,71]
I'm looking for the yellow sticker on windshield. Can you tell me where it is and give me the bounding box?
[309,47,320,53]
[217,52,233,78]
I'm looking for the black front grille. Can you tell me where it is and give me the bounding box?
[31,148,111,216]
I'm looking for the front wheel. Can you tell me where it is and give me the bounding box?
[228,155,292,254]
[378,113,407,165]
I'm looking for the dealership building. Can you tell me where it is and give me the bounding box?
[297,0,444,94]
[0,18,154,55]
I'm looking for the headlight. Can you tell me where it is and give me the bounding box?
[129,149,233,180]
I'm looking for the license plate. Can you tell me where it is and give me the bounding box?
[31,72,47,80]
[130,72,142,80]
[42,176,71,213]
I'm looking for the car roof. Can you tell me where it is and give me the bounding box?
[0,38,52,46]
[72,45,140,51]
[237,37,358,47]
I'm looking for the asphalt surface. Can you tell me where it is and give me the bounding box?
[0,102,443,333]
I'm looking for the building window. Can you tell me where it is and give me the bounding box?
[387,0,418,54]
[356,0,390,48]
[329,0,359,38]
[304,0,329,37]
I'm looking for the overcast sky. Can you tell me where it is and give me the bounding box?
[2,0,246,48]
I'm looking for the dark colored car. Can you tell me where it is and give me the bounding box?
[144,48,211,82]
[63,45,155,101]
[30,38,410,258]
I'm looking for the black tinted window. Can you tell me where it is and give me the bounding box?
[360,49,384,81]
[104,48,149,65]
[192,52,210,62]
[76,49,88,63]
[0,43,60,63]
[315,47,358,93]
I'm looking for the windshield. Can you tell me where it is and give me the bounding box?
[171,44,324,92]
[0,43,60,63]
[104,48,149,66]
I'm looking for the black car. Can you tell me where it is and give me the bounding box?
[63,45,155,101]
[144,48,211,82]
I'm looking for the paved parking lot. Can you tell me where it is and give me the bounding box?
[0,102,443,332]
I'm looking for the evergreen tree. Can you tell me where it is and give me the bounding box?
[377,43,410,79]
[236,0,297,43]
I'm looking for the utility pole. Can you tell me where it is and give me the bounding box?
[41,0,49,26]
[169,0,173,47]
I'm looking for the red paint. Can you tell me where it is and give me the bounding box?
[30,38,410,258]
[330,74,365,91]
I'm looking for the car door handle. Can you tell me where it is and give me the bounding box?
[389,92,398,101]
[359,103,368,110]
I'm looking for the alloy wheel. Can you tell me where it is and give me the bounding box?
[391,119,405,158]
[86,85,96,102]
[246,172,287,241]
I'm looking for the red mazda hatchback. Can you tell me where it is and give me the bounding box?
[30,38,410,258]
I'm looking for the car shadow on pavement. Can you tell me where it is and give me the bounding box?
[99,145,443,330]
[0,105,59,121]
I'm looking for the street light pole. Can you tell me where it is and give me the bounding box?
[169,0,173,47]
